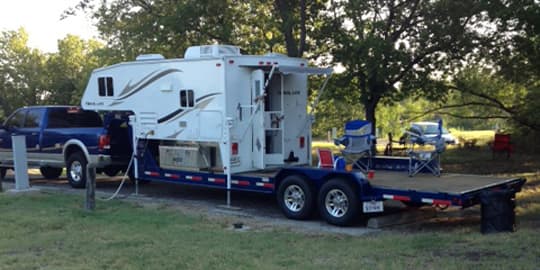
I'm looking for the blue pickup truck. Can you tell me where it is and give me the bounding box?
[0,106,132,188]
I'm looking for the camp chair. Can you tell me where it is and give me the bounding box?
[334,120,374,173]
[407,120,446,177]
[317,148,338,169]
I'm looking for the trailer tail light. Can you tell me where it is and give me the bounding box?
[99,134,111,150]
[299,136,305,148]
[232,142,238,155]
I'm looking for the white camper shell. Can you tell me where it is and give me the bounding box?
[81,45,332,176]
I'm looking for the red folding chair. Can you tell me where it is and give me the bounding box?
[317,148,336,169]
[492,133,513,158]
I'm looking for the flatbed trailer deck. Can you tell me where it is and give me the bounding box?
[137,155,526,226]
[368,171,525,208]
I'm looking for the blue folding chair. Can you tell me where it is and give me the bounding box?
[407,119,446,177]
[335,120,374,173]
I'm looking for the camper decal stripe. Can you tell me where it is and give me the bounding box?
[119,70,159,96]
[195,92,220,103]
[157,108,184,124]
[117,68,183,101]
[158,92,222,124]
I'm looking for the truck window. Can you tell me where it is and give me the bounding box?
[6,110,26,128]
[47,108,103,128]
[24,108,45,128]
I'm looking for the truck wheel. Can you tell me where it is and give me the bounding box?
[67,152,87,189]
[40,167,63,179]
[277,175,315,220]
[319,179,359,226]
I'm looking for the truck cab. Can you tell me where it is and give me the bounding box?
[0,106,132,188]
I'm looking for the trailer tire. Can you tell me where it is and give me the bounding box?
[319,179,359,226]
[40,167,63,179]
[67,152,87,189]
[277,175,315,220]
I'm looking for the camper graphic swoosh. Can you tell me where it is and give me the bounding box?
[116,68,183,101]
[157,92,221,124]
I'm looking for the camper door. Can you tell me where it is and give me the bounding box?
[251,69,265,169]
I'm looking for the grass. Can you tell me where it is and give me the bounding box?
[1,130,539,269]
[0,191,539,270]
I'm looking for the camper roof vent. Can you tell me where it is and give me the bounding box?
[184,45,241,59]
[136,54,165,61]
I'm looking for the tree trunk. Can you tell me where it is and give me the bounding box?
[364,92,380,153]
[365,98,377,136]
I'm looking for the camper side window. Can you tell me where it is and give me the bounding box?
[180,90,194,108]
[98,77,114,97]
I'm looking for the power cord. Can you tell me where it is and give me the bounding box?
[100,130,151,201]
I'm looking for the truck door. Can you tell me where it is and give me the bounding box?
[18,108,45,163]
[251,69,265,169]
[0,109,25,163]
[0,108,43,163]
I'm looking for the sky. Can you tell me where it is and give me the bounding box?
[0,0,98,53]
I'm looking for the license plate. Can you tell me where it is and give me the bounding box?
[363,201,384,213]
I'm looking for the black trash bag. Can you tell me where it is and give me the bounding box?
[480,190,516,234]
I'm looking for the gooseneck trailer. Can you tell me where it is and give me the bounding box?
[81,45,525,226]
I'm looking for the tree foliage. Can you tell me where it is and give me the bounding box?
[320,0,499,133]
[0,28,47,118]
[0,29,106,120]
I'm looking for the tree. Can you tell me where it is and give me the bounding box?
[410,0,540,133]
[46,35,105,105]
[0,28,47,118]
[320,0,498,135]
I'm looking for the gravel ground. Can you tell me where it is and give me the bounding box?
[1,169,483,235]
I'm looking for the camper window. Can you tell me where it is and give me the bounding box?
[180,89,194,108]
[98,77,114,97]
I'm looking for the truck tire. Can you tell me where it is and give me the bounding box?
[40,167,63,179]
[277,175,315,220]
[318,179,360,226]
[67,152,87,189]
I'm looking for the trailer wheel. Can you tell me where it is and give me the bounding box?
[40,167,63,179]
[277,175,315,220]
[319,179,359,226]
[67,152,87,189]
